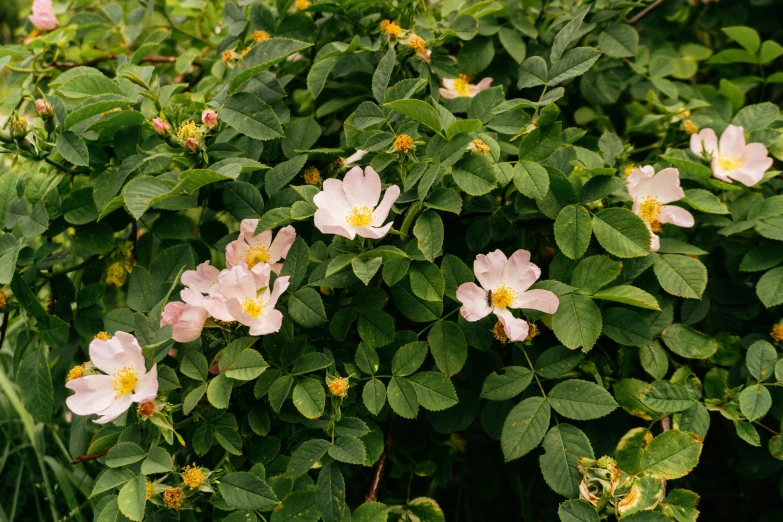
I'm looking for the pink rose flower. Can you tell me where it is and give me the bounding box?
[439,76,493,99]
[313,166,400,240]
[65,332,158,424]
[185,136,200,152]
[226,222,296,275]
[208,264,289,336]
[690,124,773,187]
[160,261,220,343]
[29,0,59,31]
[456,250,559,342]
[152,117,171,137]
[202,109,218,129]
[627,166,695,252]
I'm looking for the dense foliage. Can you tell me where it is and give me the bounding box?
[1,1,783,521]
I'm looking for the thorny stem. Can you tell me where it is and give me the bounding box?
[70,448,109,464]
[625,0,665,25]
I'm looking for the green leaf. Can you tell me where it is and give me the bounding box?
[571,255,622,294]
[552,294,602,351]
[270,490,319,522]
[307,56,340,99]
[558,500,599,522]
[540,424,594,498]
[352,257,383,286]
[409,262,445,302]
[353,502,389,522]
[363,379,386,415]
[316,464,345,522]
[441,254,473,301]
[501,397,551,462]
[122,177,174,220]
[427,321,468,376]
[409,371,459,411]
[328,436,366,464]
[732,102,779,132]
[141,446,173,474]
[535,346,585,379]
[293,378,326,419]
[548,47,602,87]
[640,381,695,413]
[639,430,702,480]
[661,324,718,359]
[413,212,444,262]
[513,160,550,200]
[58,73,124,97]
[105,442,146,467]
[63,97,133,128]
[555,205,592,260]
[392,342,428,376]
[286,439,331,477]
[452,153,497,196]
[653,254,707,299]
[117,474,146,521]
[757,267,783,307]
[289,288,327,327]
[547,379,618,420]
[735,420,760,446]
[481,366,534,401]
[598,25,638,58]
[602,308,652,347]
[373,48,396,104]
[739,384,771,421]
[746,340,777,381]
[0,233,20,285]
[223,181,265,220]
[683,189,729,214]
[592,208,651,258]
[219,471,280,511]
[387,377,419,418]
[222,92,284,141]
[517,56,548,89]
[18,348,53,423]
[90,468,136,497]
[358,312,395,348]
[446,119,483,140]
[382,99,441,133]
[640,342,669,380]
[207,373,234,409]
[592,285,660,311]
[265,155,308,196]
[722,26,761,53]
[228,38,313,94]
[550,7,589,62]
[56,130,90,166]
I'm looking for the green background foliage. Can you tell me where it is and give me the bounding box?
[1,0,783,521]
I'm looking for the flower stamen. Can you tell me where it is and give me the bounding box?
[347,206,374,227]
[111,366,138,397]
[717,154,743,172]
[491,285,517,309]
[639,197,663,232]
[243,244,271,270]
[241,298,263,319]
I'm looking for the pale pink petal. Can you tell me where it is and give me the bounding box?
[494,308,529,342]
[344,150,368,165]
[29,0,58,31]
[181,287,208,308]
[728,169,764,187]
[65,375,115,415]
[626,165,656,200]
[355,223,393,239]
[343,166,382,209]
[181,261,220,293]
[742,143,773,174]
[650,230,660,252]
[456,282,492,321]
[710,156,733,183]
[659,206,695,228]
[160,301,185,326]
[371,185,401,227]
[268,226,297,264]
[512,289,559,314]
[474,250,507,291]
[719,125,745,157]
[239,219,260,239]
[268,276,290,309]
[441,78,455,90]
[114,332,146,375]
[206,296,233,321]
[88,338,124,375]
[469,77,493,96]
[502,249,541,294]
[248,310,284,336]
[690,128,718,156]
[225,298,254,327]
[171,306,209,342]
[246,230,273,249]
[131,365,158,403]
[438,88,461,100]
[648,168,685,204]
[93,395,133,424]
[314,178,352,217]
[315,208,355,239]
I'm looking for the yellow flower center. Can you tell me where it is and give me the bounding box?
[394,134,414,153]
[624,164,636,177]
[383,21,402,37]
[639,197,663,232]
[525,321,540,341]
[242,298,263,318]
[145,481,153,500]
[221,50,234,62]
[493,321,508,342]
[772,324,783,343]
[453,75,474,96]
[295,0,309,9]
[717,154,743,172]
[683,120,698,135]
[244,244,271,270]
[111,366,138,397]
[163,487,184,510]
[106,261,128,287]
[253,30,270,43]
[303,166,321,185]
[177,121,202,140]
[347,206,374,227]
[67,365,84,381]
[94,331,112,341]
[408,35,426,53]
[0,290,6,309]
[472,139,490,154]
[491,285,517,309]
[182,464,205,489]
[328,377,350,397]
[137,401,155,418]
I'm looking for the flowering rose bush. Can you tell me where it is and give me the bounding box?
[1,1,783,521]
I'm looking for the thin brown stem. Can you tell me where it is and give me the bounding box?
[365,415,396,503]
[70,448,109,464]
[625,0,665,24]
